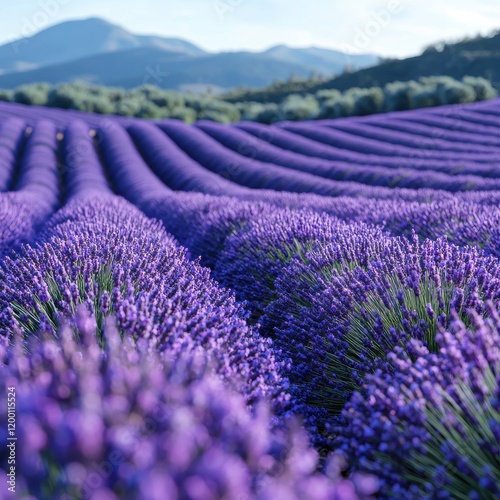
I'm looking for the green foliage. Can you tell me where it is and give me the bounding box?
[348,273,461,357]
[406,372,500,499]
[11,264,117,344]
[383,80,422,111]
[281,94,320,121]
[0,89,13,101]
[0,75,496,123]
[170,106,197,123]
[315,89,342,103]
[412,86,441,109]
[463,76,497,101]
[240,102,281,124]
[349,87,384,115]
[13,83,50,106]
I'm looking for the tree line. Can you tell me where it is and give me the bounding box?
[0,75,495,124]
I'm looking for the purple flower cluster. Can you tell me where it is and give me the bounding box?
[133,191,500,284]
[335,304,500,499]
[249,195,500,257]
[212,209,382,315]
[0,316,377,500]
[156,194,500,440]
[0,195,286,407]
[267,234,500,434]
[130,196,500,450]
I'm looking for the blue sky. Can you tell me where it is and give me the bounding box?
[1,0,499,57]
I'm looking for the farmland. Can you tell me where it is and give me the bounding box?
[0,97,500,499]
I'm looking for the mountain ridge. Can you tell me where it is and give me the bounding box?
[0,17,379,90]
[0,17,206,75]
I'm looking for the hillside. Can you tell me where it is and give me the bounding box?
[223,31,500,103]
[313,33,500,92]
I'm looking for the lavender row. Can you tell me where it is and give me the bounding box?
[127,121,250,196]
[0,101,131,129]
[0,118,26,191]
[158,120,367,195]
[97,121,170,205]
[61,120,111,199]
[138,192,500,278]
[411,107,500,130]
[279,122,497,163]
[197,121,500,188]
[235,120,497,172]
[157,121,487,197]
[319,118,500,153]
[264,194,500,257]
[13,120,60,206]
[0,194,286,408]
[343,106,500,139]
[355,116,500,146]
[0,120,60,256]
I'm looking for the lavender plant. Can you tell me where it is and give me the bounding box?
[0,314,378,500]
[267,235,500,438]
[336,305,500,499]
[0,195,287,407]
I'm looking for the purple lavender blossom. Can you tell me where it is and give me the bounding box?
[0,315,377,500]
[335,304,500,499]
[0,195,286,408]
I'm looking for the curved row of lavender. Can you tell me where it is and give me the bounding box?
[0,97,500,498]
[0,120,60,256]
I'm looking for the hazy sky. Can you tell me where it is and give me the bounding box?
[1,0,499,57]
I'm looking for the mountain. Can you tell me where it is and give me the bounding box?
[0,18,379,90]
[0,18,205,75]
[309,31,500,93]
[263,45,379,75]
[0,48,324,90]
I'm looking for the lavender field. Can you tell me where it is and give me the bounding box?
[1,97,500,499]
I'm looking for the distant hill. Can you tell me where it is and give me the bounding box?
[262,45,379,75]
[0,47,337,90]
[0,18,379,90]
[0,18,205,75]
[310,32,500,93]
